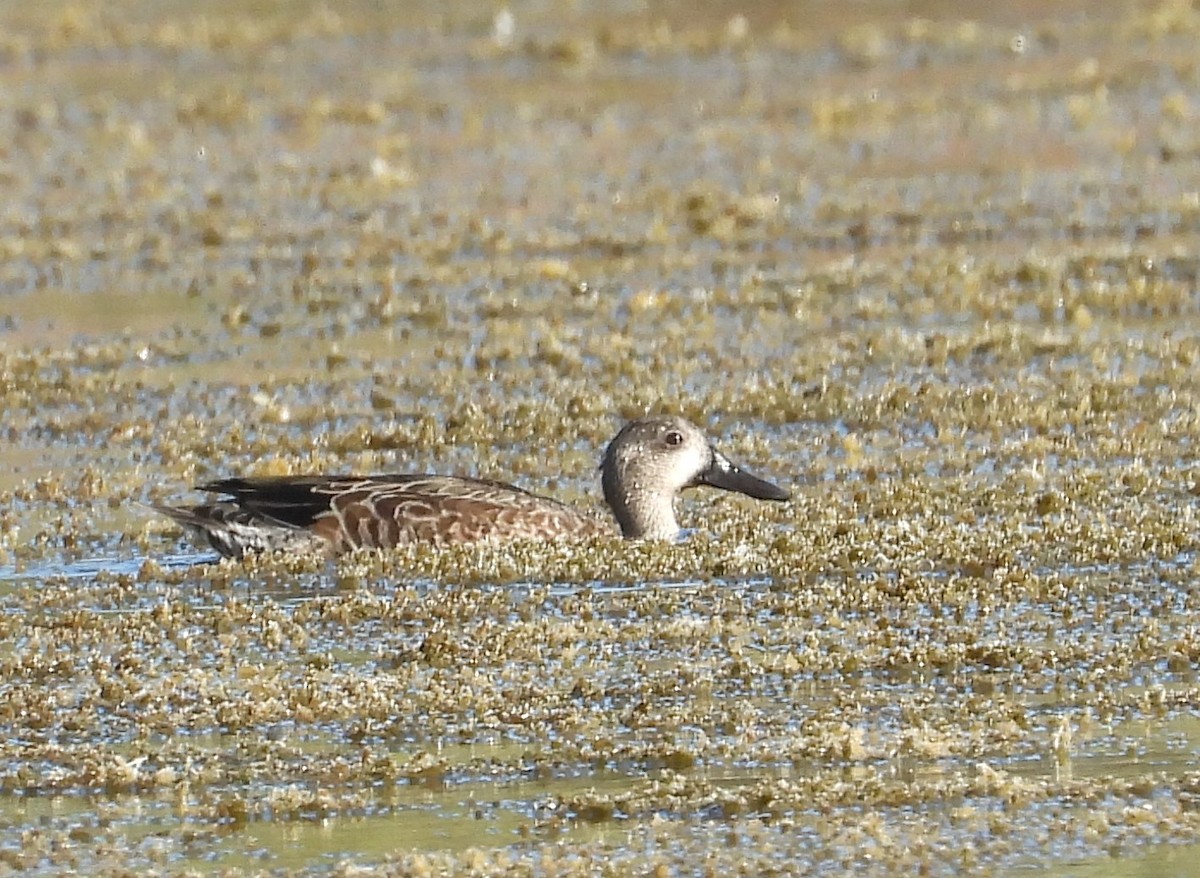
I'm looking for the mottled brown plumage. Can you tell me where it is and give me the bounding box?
[150,415,790,559]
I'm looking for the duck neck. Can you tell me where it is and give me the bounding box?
[602,470,680,540]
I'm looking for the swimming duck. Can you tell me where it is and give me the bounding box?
[151,414,790,558]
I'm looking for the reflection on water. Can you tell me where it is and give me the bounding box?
[1036,842,1200,878]
[5,748,1199,874]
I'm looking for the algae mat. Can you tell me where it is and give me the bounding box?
[3,0,1200,874]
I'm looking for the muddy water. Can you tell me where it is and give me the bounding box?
[5,0,1200,874]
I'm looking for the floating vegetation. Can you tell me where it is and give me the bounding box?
[2,0,1200,874]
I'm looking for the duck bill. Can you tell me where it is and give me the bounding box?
[698,449,790,501]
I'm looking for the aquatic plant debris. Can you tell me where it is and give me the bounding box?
[3,0,1200,875]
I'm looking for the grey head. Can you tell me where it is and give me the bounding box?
[600,414,790,540]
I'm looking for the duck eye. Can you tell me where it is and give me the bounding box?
[664,430,684,447]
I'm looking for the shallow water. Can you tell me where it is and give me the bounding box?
[6,0,1200,874]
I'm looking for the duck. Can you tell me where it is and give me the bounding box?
[150,414,790,558]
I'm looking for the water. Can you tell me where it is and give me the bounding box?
[5,0,1200,873]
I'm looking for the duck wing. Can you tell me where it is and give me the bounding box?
[200,474,608,549]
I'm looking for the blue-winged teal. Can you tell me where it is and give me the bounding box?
[151,414,790,558]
